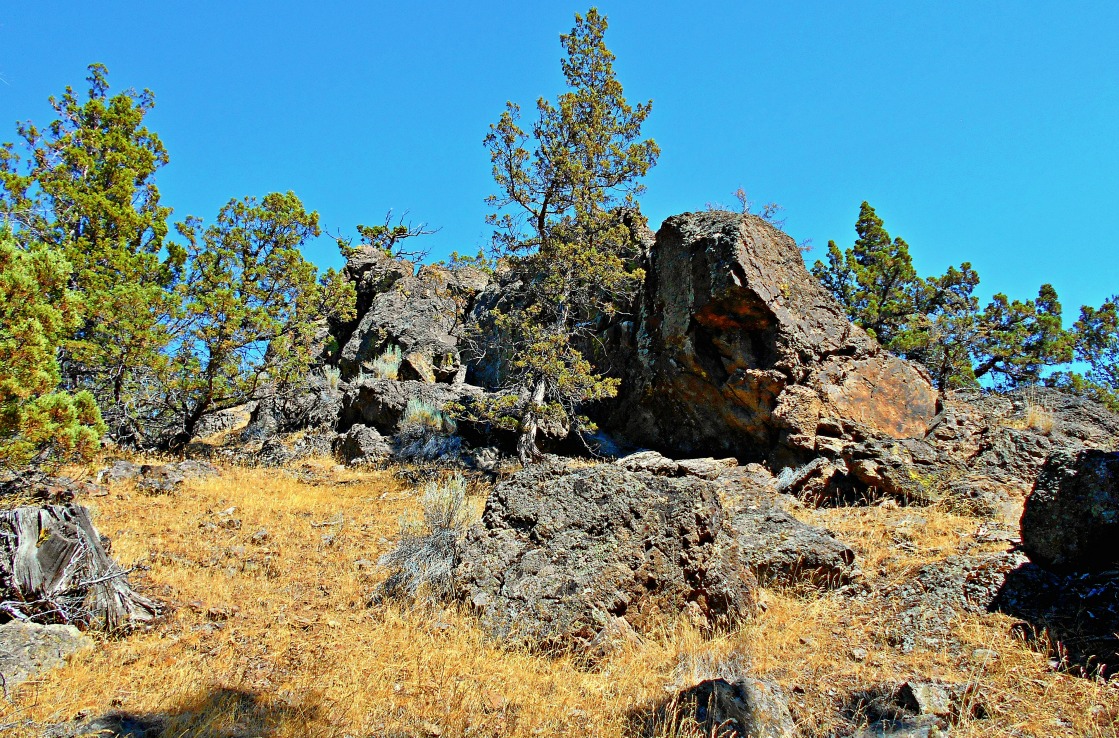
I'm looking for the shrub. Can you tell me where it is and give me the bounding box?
[401,397,456,435]
[370,345,403,380]
[321,365,342,393]
[0,234,106,470]
[377,474,472,600]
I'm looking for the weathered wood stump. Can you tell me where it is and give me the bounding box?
[0,504,159,630]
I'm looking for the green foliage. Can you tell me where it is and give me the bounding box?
[337,211,437,262]
[1049,295,1119,412]
[369,345,403,380]
[160,192,355,445]
[813,202,1072,391]
[401,397,456,435]
[475,7,658,461]
[0,232,104,470]
[0,64,178,423]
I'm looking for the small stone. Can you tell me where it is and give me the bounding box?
[251,528,270,543]
[971,648,999,664]
[850,647,868,662]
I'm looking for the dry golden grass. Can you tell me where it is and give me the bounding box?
[1,461,1116,737]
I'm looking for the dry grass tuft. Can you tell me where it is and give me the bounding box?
[1,460,1115,737]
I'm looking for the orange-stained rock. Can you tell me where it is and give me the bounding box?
[604,210,939,467]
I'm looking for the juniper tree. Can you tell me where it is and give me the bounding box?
[474,8,659,462]
[0,64,178,432]
[160,192,354,446]
[814,202,1072,390]
[1048,295,1119,411]
[0,232,104,470]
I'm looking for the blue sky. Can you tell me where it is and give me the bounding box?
[2,1,1116,315]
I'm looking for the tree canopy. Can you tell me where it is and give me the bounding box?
[0,65,355,460]
[813,202,1073,391]
[0,64,178,433]
[472,7,659,461]
[0,232,104,470]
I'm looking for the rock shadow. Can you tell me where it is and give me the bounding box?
[39,687,318,738]
[991,562,1119,679]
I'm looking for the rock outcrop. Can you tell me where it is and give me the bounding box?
[1021,449,1119,573]
[454,462,757,654]
[338,378,481,435]
[780,386,1119,508]
[336,247,488,383]
[333,424,392,464]
[605,211,938,467]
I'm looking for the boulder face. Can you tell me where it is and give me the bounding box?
[338,378,481,435]
[336,247,487,383]
[454,462,757,654]
[1021,449,1119,572]
[605,211,938,466]
[0,621,92,690]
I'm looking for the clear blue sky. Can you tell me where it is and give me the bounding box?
[2,1,1116,315]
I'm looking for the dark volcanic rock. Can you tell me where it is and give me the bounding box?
[240,373,343,440]
[930,388,1119,493]
[731,503,857,587]
[620,453,859,587]
[1021,449,1119,572]
[605,211,938,467]
[454,462,756,654]
[337,248,487,383]
[673,677,797,738]
[333,424,391,464]
[339,378,481,435]
[992,562,1119,677]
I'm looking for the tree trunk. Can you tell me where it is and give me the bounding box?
[517,379,547,465]
[0,504,160,630]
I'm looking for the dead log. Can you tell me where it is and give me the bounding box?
[0,504,160,630]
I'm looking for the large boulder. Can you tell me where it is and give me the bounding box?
[337,248,488,383]
[730,503,857,587]
[604,211,938,467]
[454,462,757,654]
[338,378,481,435]
[333,424,392,464]
[1021,449,1119,572]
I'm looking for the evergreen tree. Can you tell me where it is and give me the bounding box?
[0,64,178,435]
[0,232,104,470]
[160,192,354,446]
[812,202,923,347]
[970,284,1072,387]
[1049,295,1119,411]
[814,202,1072,390]
[474,8,658,462]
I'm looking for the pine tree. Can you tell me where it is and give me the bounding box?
[1048,295,1119,411]
[473,8,658,462]
[0,64,178,437]
[0,232,105,470]
[814,202,1072,390]
[159,192,354,446]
